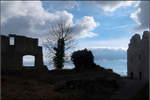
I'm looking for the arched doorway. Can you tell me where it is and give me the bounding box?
[23,55,35,67]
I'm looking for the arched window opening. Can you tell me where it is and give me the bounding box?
[9,37,15,45]
[23,55,35,66]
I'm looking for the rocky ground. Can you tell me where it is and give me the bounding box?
[1,67,148,100]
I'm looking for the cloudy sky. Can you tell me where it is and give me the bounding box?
[1,1,150,75]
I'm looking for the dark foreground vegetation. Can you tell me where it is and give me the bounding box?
[1,49,148,100]
[2,68,148,100]
[2,68,120,100]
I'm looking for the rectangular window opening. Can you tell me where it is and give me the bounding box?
[9,37,15,45]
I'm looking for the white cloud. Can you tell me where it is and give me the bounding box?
[1,1,73,37]
[130,1,150,31]
[45,1,80,11]
[94,1,137,12]
[1,1,47,24]
[130,8,141,25]
[91,1,149,31]
[73,16,99,38]
[78,38,129,50]
[1,1,98,40]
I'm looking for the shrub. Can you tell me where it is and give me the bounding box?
[71,49,95,70]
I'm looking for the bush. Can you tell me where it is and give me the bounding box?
[71,49,96,70]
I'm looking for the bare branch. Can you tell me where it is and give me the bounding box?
[43,19,77,67]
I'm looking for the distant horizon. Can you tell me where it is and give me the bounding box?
[23,47,127,76]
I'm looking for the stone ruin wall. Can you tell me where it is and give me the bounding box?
[1,34,48,71]
[127,31,150,80]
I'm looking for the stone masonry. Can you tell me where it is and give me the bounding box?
[1,34,48,71]
[127,31,150,80]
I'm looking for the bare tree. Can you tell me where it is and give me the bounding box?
[44,20,76,69]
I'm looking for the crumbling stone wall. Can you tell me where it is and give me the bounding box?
[127,31,150,80]
[1,34,47,71]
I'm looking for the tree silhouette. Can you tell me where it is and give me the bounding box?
[44,19,76,69]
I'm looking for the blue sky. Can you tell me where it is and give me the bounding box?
[1,1,150,75]
[41,1,149,49]
[2,1,149,48]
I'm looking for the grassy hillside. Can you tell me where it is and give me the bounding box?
[2,68,121,100]
[1,68,148,100]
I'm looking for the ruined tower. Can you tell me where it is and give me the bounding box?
[1,34,48,71]
[127,31,150,80]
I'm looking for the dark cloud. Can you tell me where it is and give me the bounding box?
[89,48,127,76]
[1,1,99,40]
[2,16,31,36]
[131,1,150,31]
[90,48,127,61]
